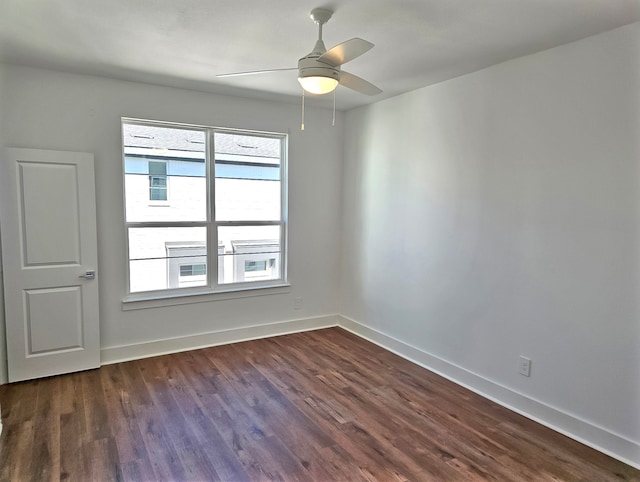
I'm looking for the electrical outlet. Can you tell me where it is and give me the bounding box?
[519,356,531,377]
[294,297,303,310]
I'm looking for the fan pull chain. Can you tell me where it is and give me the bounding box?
[301,89,305,131]
[332,89,336,127]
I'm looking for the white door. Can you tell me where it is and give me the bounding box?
[0,148,100,382]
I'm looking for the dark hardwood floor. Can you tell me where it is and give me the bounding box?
[0,327,638,481]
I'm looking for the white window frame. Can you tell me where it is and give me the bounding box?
[122,118,288,304]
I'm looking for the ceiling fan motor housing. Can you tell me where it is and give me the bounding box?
[297,56,340,82]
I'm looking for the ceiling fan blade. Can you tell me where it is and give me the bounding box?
[339,71,382,96]
[318,38,374,67]
[217,68,296,78]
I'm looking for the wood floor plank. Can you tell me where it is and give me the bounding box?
[99,364,145,464]
[134,357,194,481]
[0,327,638,481]
[1,379,38,426]
[81,369,111,442]
[30,377,62,482]
[174,350,287,481]
[6,421,35,481]
[164,359,249,481]
[59,407,89,480]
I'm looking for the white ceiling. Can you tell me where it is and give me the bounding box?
[1,0,639,110]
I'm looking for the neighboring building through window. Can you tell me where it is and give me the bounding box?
[123,120,287,295]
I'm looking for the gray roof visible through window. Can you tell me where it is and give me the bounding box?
[124,124,280,159]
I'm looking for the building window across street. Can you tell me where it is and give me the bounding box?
[148,161,168,201]
[123,119,287,296]
[180,264,207,277]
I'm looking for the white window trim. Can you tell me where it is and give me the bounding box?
[121,282,291,311]
[122,118,288,306]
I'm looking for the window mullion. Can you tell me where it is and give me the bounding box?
[125,221,208,229]
[208,128,217,289]
[214,220,282,227]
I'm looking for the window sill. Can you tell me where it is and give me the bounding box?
[121,283,291,311]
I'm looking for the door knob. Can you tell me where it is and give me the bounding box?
[79,270,96,280]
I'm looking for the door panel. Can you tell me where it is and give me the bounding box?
[19,162,81,265]
[1,148,100,382]
[25,287,83,354]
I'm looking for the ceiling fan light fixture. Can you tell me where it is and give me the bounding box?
[298,75,339,95]
[297,61,340,95]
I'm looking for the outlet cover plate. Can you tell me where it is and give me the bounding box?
[519,356,531,377]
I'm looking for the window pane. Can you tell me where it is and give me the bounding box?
[148,161,167,175]
[218,225,281,284]
[149,188,167,201]
[245,260,268,272]
[214,132,281,221]
[150,176,167,187]
[128,227,207,293]
[124,123,207,222]
[180,263,207,277]
[149,175,167,200]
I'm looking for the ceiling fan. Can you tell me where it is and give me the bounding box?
[217,8,382,97]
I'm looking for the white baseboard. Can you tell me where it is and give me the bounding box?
[101,315,338,365]
[337,315,640,470]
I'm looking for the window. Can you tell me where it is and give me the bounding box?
[148,161,167,201]
[245,260,269,272]
[180,264,207,277]
[123,119,287,296]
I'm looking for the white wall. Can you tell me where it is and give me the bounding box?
[0,65,343,361]
[341,23,640,465]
